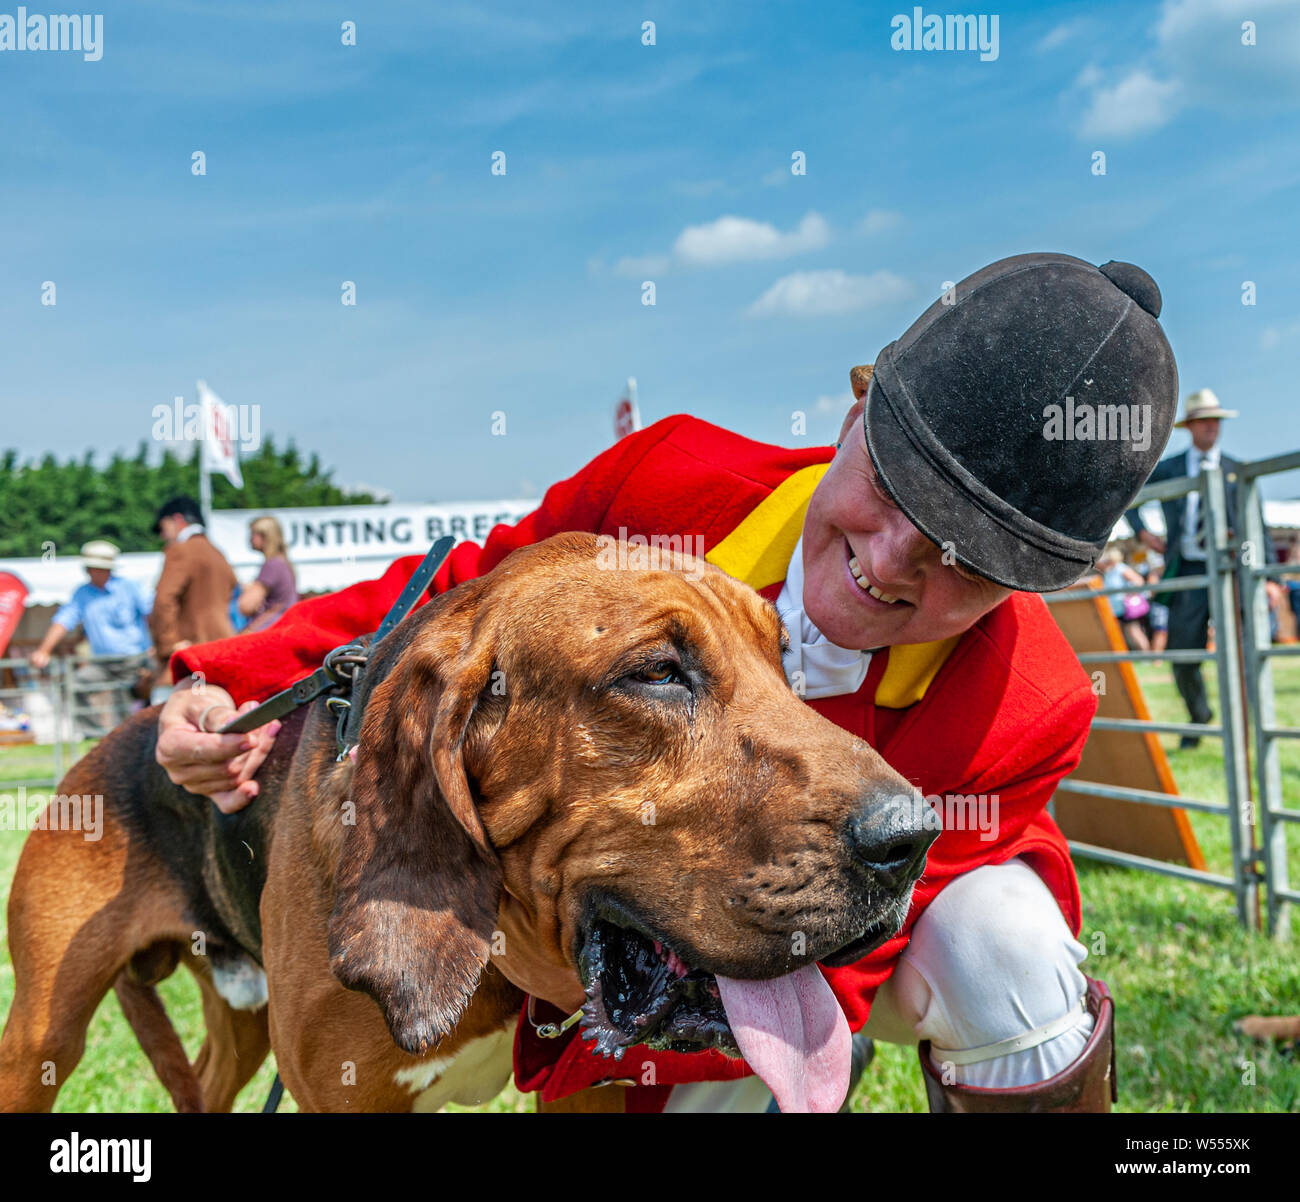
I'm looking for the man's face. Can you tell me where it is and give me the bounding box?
[800,401,1013,650]
[86,568,111,589]
[1186,417,1220,452]
[157,515,182,544]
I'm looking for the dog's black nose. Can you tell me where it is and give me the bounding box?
[847,793,939,890]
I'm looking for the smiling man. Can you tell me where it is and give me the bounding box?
[155,252,1178,1113]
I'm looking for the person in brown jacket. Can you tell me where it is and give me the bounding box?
[149,495,238,662]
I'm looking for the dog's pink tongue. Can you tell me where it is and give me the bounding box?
[716,965,851,1113]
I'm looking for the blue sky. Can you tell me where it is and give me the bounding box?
[2,0,1298,504]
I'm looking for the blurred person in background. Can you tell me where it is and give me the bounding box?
[1275,539,1300,643]
[150,495,238,664]
[29,539,152,736]
[1142,551,1170,654]
[1098,547,1150,652]
[1288,541,1300,628]
[237,515,299,633]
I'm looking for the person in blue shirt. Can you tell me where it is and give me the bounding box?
[30,540,153,737]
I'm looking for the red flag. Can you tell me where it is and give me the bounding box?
[0,571,29,659]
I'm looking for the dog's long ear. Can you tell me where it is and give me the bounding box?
[328,580,502,1055]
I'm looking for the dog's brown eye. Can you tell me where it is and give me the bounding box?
[636,661,679,684]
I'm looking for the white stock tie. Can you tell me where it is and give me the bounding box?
[774,535,873,701]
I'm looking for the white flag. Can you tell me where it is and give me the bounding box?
[198,380,243,489]
[613,377,641,441]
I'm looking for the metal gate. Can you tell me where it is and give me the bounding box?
[1043,451,1298,936]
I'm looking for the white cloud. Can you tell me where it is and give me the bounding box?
[674,212,830,266]
[613,254,671,279]
[857,209,903,236]
[1036,19,1088,52]
[611,211,830,281]
[762,167,790,187]
[814,389,854,415]
[1074,63,1103,89]
[1260,319,1300,351]
[747,269,913,318]
[1156,0,1300,109]
[1079,70,1183,139]
[1073,0,1300,140]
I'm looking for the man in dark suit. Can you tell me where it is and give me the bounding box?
[1125,389,1274,747]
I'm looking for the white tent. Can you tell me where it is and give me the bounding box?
[4,500,538,608]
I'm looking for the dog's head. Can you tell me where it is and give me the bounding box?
[328,532,936,1108]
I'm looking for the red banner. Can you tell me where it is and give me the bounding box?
[0,571,29,659]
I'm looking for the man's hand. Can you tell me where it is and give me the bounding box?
[29,648,51,670]
[155,676,281,814]
[1138,530,1166,554]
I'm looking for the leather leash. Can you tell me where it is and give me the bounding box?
[219,535,455,761]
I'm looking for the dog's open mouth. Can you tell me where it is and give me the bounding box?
[578,916,736,1059]
[575,901,901,1112]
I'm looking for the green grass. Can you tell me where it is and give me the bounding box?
[2,663,1298,1112]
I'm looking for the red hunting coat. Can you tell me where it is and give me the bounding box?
[174,416,1097,1108]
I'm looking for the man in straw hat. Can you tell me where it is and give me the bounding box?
[30,539,154,737]
[154,253,1177,1113]
[1126,389,1276,747]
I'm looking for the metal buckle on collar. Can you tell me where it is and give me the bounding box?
[325,695,353,760]
[527,994,585,1040]
[218,536,456,755]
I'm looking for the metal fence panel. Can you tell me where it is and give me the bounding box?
[1046,453,1299,936]
[1237,465,1295,938]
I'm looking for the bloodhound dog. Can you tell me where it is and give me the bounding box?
[0,532,935,1113]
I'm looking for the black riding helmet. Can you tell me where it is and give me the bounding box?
[863,252,1178,592]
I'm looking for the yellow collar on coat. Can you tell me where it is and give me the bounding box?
[704,462,958,709]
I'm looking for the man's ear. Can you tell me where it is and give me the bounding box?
[327,580,502,1056]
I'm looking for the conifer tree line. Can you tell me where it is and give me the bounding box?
[0,440,380,558]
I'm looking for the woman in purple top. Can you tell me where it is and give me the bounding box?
[237,516,299,633]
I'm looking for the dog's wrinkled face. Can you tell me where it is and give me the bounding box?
[332,532,937,1111]
[463,536,936,1061]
